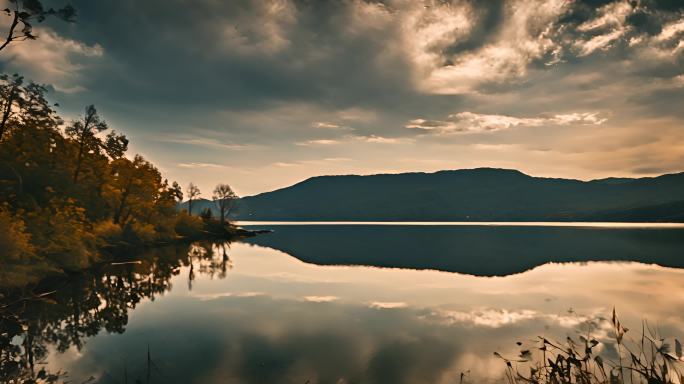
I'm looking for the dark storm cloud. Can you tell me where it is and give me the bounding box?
[14,0,683,118]
[47,0,424,112]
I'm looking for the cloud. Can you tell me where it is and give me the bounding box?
[400,0,572,94]
[369,301,407,309]
[354,135,409,144]
[296,139,340,146]
[273,161,299,167]
[159,135,254,150]
[407,111,607,134]
[312,122,342,129]
[433,308,595,329]
[220,0,296,55]
[298,134,410,146]
[0,27,103,93]
[303,295,338,303]
[572,2,632,56]
[177,162,224,169]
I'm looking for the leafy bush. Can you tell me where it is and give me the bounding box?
[24,199,97,271]
[174,211,204,238]
[92,219,123,246]
[120,222,156,245]
[0,208,34,262]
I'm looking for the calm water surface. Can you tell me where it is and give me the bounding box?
[3,223,684,383]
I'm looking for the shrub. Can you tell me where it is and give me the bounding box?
[0,208,35,262]
[496,309,684,384]
[174,211,205,238]
[123,221,157,244]
[92,219,123,246]
[153,215,177,242]
[24,199,97,271]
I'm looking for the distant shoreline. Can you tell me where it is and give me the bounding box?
[237,221,684,228]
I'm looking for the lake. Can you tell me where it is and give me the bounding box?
[3,223,684,383]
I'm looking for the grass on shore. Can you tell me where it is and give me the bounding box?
[496,309,684,384]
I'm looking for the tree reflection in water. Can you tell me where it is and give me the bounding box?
[0,241,233,383]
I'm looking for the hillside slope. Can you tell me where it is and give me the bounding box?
[228,168,684,221]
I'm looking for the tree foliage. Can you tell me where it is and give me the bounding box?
[212,183,238,225]
[0,0,76,52]
[0,74,237,280]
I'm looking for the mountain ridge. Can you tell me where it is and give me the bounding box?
[180,168,684,222]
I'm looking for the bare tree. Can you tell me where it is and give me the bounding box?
[1,0,76,53]
[212,183,238,225]
[187,182,201,215]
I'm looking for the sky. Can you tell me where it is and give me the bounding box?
[1,0,683,196]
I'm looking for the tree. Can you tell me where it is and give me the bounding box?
[168,181,183,203]
[0,0,76,53]
[0,74,60,141]
[0,74,22,140]
[212,183,238,225]
[200,207,213,222]
[186,182,200,215]
[66,105,128,183]
[106,155,161,227]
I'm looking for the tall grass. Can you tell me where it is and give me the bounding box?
[496,309,684,384]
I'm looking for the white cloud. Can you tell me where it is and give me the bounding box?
[369,301,407,309]
[1,27,103,93]
[407,111,607,134]
[273,161,299,167]
[177,162,224,169]
[576,2,632,33]
[296,139,340,146]
[160,135,253,150]
[575,29,626,56]
[311,122,342,129]
[572,2,633,57]
[304,295,338,303]
[654,16,684,43]
[298,135,410,146]
[434,308,594,328]
[400,0,571,94]
[355,134,407,144]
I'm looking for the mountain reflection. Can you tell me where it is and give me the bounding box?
[243,225,684,276]
[3,227,684,383]
[0,241,228,383]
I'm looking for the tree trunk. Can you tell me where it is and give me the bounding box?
[114,188,130,225]
[73,133,86,183]
[0,84,17,141]
[73,112,94,183]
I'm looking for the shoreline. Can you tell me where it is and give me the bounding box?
[0,227,269,293]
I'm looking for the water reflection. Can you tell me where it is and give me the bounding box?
[2,226,684,383]
[0,241,226,383]
[243,224,684,275]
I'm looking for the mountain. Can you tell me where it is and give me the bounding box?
[243,224,684,276]
[178,198,215,216]
[229,168,684,222]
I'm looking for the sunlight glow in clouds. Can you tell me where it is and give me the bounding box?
[1,27,103,93]
[405,0,570,93]
[406,112,607,134]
